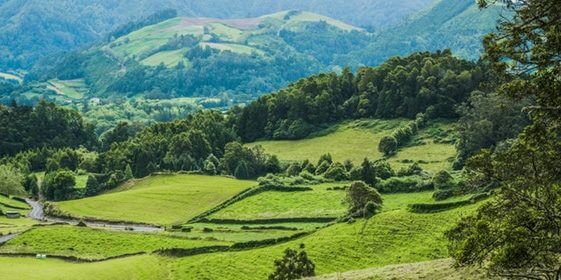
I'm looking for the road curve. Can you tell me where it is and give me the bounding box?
[0,234,18,244]
[24,198,163,233]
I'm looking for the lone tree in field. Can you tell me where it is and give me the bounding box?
[447,0,561,279]
[345,181,383,218]
[378,135,397,156]
[269,244,315,280]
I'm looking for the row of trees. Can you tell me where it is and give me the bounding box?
[0,100,97,157]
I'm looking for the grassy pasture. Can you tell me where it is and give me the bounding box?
[0,71,23,83]
[247,119,405,164]
[111,18,202,59]
[200,42,265,56]
[264,11,362,32]
[174,222,325,243]
[46,79,88,99]
[0,217,37,235]
[170,202,482,279]
[141,48,189,67]
[247,119,457,173]
[0,255,168,280]
[209,182,348,220]
[55,175,256,225]
[0,196,30,210]
[0,225,229,260]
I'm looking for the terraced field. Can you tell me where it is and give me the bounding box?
[209,183,348,220]
[141,48,190,67]
[0,225,228,260]
[46,79,88,99]
[54,175,256,225]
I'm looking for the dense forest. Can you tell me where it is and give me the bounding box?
[231,50,491,142]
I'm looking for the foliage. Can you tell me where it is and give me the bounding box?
[0,100,97,157]
[345,181,383,218]
[233,51,488,142]
[454,91,529,168]
[0,164,25,196]
[447,0,561,277]
[42,170,76,201]
[269,244,315,280]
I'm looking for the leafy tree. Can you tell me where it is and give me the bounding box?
[0,164,25,196]
[455,91,529,168]
[234,161,251,179]
[378,136,398,156]
[360,158,377,185]
[447,0,561,278]
[23,174,38,194]
[432,170,453,189]
[345,181,383,218]
[373,160,394,179]
[42,170,76,201]
[269,244,315,280]
[324,163,348,181]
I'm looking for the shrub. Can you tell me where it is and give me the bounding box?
[374,160,394,179]
[377,176,433,193]
[378,136,398,156]
[323,163,348,181]
[433,189,455,201]
[345,181,383,217]
[269,244,315,280]
[433,170,454,189]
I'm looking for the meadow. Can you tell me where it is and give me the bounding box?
[247,119,457,173]
[46,79,88,99]
[54,174,256,225]
[247,119,405,164]
[0,225,229,260]
[141,48,190,67]
[209,182,348,220]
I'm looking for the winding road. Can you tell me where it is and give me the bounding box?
[24,198,163,233]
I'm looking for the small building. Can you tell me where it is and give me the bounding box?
[5,211,21,219]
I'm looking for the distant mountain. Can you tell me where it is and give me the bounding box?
[0,0,434,70]
[347,0,510,65]
[23,11,371,101]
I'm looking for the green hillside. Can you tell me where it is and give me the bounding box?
[248,119,457,173]
[53,175,256,225]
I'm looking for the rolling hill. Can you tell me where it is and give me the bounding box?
[0,0,434,70]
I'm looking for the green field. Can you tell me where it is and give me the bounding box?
[263,11,362,32]
[200,42,264,55]
[0,72,23,83]
[247,119,457,173]
[0,196,30,210]
[141,48,189,67]
[169,202,482,279]
[0,188,482,279]
[0,225,228,260]
[0,255,168,280]
[209,183,348,220]
[55,175,256,225]
[247,119,405,164]
[0,217,36,235]
[46,79,88,99]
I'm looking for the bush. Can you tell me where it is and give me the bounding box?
[433,170,454,189]
[345,181,383,217]
[378,136,398,156]
[323,163,348,181]
[432,189,455,201]
[377,176,433,193]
